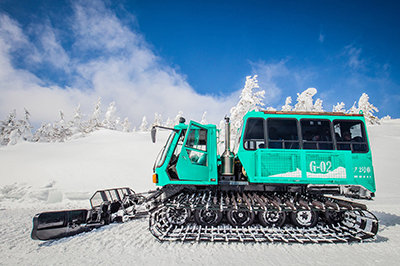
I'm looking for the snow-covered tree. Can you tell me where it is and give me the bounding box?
[87,98,102,131]
[4,109,17,127]
[138,116,149,132]
[313,99,324,112]
[121,118,131,132]
[349,93,380,125]
[380,115,392,123]
[8,130,19,146]
[1,109,33,145]
[115,117,122,131]
[333,102,346,113]
[228,75,265,139]
[151,113,162,128]
[348,101,358,114]
[294,88,317,111]
[33,123,53,142]
[281,96,293,111]
[0,109,17,145]
[51,111,73,142]
[18,108,34,142]
[200,111,208,125]
[164,117,174,128]
[293,88,325,112]
[103,101,117,130]
[71,103,83,134]
[173,111,184,125]
[358,93,380,124]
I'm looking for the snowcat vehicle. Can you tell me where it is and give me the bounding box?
[31,111,379,243]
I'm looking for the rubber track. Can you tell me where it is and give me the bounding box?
[148,192,379,243]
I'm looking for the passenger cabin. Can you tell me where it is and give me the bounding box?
[235,111,375,199]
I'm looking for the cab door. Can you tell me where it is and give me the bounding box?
[176,121,211,181]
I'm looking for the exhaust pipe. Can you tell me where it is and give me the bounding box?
[221,117,235,176]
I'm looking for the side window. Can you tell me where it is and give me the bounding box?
[185,125,208,166]
[156,132,176,168]
[267,119,299,149]
[300,119,333,150]
[185,126,207,151]
[333,120,368,152]
[243,118,265,150]
[172,130,186,158]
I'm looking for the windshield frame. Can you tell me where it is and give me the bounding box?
[154,131,177,170]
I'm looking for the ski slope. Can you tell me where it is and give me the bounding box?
[1,120,400,266]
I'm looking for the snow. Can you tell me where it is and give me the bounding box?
[0,130,169,205]
[1,120,400,265]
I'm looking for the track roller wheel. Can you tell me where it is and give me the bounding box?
[325,210,345,224]
[194,209,223,226]
[290,210,318,228]
[258,210,286,227]
[165,206,191,225]
[227,210,255,226]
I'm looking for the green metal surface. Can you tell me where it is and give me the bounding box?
[236,111,376,193]
[154,121,218,186]
[153,111,376,194]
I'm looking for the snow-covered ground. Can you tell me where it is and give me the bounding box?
[1,120,400,266]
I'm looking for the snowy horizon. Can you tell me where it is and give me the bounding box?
[0,75,383,147]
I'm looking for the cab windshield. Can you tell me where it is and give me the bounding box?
[155,132,176,168]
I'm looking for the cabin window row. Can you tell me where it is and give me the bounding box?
[243,118,368,153]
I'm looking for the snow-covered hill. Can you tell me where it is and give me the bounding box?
[0,130,170,207]
[1,120,400,266]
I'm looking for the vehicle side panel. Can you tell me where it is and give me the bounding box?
[236,111,376,193]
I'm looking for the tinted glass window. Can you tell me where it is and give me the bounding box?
[333,120,368,152]
[184,125,208,167]
[172,130,186,158]
[243,118,265,150]
[156,132,176,167]
[301,119,333,150]
[186,125,207,151]
[267,119,299,149]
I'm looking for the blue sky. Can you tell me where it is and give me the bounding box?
[0,0,399,128]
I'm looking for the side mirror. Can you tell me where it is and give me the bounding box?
[151,127,157,143]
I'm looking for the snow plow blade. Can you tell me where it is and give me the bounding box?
[31,187,148,241]
[31,209,95,240]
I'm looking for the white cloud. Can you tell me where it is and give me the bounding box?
[0,1,238,128]
[293,69,317,90]
[0,14,28,51]
[37,23,70,70]
[343,44,366,70]
[249,60,289,105]
[72,1,141,53]
[318,25,324,43]
[319,33,324,43]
